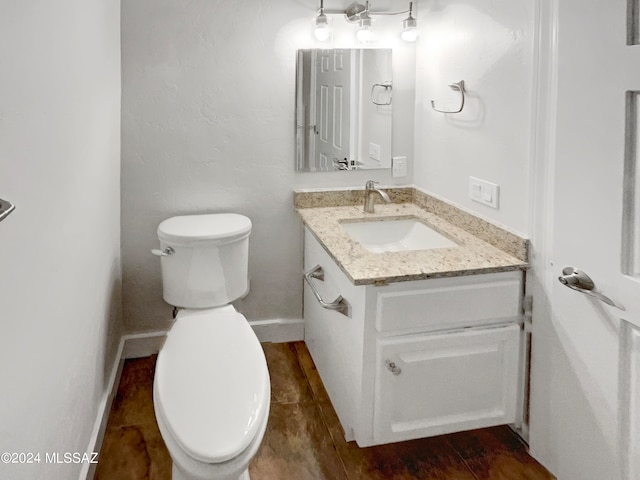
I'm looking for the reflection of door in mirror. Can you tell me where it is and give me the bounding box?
[296,50,353,172]
[315,49,353,171]
[296,49,392,173]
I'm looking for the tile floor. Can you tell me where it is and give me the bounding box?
[94,341,555,480]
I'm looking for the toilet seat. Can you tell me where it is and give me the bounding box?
[154,306,270,464]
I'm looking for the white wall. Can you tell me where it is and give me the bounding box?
[122,0,416,333]
[413,0,535,235]
[0,1,121,479]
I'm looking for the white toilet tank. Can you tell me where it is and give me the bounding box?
[157,213,252,308]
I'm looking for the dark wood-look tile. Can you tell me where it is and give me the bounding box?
[262,342,314,404]
[293,341,330,403]
[95,423,170,480]
[250,401,347,480]
[447,426,556,480]
[317,400,476,480]
[96,343,555,480]
[107,355,157,428]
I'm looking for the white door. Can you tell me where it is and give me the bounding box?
[531,1,640,479]
[315,49,352,170]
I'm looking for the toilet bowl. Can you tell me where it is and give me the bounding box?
[152,214,270,480]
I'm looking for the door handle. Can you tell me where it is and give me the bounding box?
[558,267,625,311]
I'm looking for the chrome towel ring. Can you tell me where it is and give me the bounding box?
[430,80,465,114]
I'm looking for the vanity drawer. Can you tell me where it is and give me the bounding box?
[374,272,523,333]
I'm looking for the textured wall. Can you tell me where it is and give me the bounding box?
[413,0,535,235]
[0,1,121,478]
[122,0,416,333]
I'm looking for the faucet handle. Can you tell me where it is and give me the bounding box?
[365,180,378,189]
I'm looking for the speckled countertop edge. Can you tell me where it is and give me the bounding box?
[294,186,529,262]
[295,191,529,286]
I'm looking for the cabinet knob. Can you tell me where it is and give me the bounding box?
[385,360,402,375]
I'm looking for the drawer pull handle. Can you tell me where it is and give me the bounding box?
[385,360,402,375]
[304,264,351,318]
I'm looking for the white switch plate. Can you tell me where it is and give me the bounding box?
[469,176,499,209]
[392,156,407,177]
[369,143,381,161]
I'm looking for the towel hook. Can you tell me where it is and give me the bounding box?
[430,80,465,114]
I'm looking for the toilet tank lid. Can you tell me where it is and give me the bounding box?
[158,213,251,246]
[155,307,270,463]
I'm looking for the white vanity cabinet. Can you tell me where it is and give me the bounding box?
[303,227,524,447]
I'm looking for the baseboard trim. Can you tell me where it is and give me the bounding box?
[120,318,305,359]
[80,337,126,480]
[122,331,168,359]
[250,318,305,343]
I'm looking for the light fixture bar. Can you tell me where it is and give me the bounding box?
[313,1,417,43]
[321,1,412,18]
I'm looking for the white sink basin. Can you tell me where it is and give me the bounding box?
[340,218,458,253]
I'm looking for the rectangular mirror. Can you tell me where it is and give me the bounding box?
[295,48,393,172]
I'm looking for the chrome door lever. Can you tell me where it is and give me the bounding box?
[558,267,625,311]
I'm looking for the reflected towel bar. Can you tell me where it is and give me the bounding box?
[371,82,392,106]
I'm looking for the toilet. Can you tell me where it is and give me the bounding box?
[152,213,270,480]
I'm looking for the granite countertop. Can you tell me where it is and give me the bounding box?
[297,202,528,286]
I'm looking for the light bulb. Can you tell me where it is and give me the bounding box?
[401,22,417,42]
[314,13,331,42]
[314,24,331,41]
[356,16,374,44]
[401,2,418,42]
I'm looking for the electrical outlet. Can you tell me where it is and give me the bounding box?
[392,156,407,177]
[469,176,499,209]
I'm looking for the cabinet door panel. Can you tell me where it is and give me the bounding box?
[374,324,521,443]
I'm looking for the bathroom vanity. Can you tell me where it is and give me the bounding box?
[296,188,528,447]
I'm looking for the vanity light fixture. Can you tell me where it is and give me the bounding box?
[312,1,418,43]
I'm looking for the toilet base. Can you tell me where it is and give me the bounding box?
[172,464,250,480]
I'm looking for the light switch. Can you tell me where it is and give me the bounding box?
[471,183,482,200]
[469,176,499,209]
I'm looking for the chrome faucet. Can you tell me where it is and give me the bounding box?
[363,180,391,213]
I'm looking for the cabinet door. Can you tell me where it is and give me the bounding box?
[374,324,521,444]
